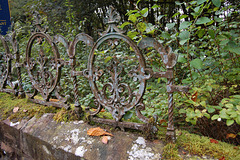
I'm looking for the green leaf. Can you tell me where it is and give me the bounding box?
[197,0,207,5]
[214,16,223,22]
[236,115,240,125]
[179,31,190,40]
[166,23,176,29]
[179,21,192,30]
[140,8,148,17]
[225,103,234,108]
[127,31,138,39]
[180,39,189,45]
[128,14,137,23]
[196,17,211,25]
[194,6,201,13]
[157,15,165,21]
[219,109,231,119]
[161,32,171,39]
[175,1,182,5]
[204,113,210,119]
[207,107,215,113]
[231,95,240,99]
[178,54,187,63]
[137,22,146,33]
[172,12,180,18]
[195,109,202,117]
[228,47,240,55]
[206,85,212,92]
[120,22,131,29]
[211,0,221,7]
[226,119,234,126]
[211,114,219,120]
[208,29,215,39]
[179,109,186,114]
[179,15,188,19]
[198,29,205,38]
[190,58,203,69]
[152,4,159,9]
[146,23,155,35]
[104,56,112,63]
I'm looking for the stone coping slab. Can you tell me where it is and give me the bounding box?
[0,113,164,160]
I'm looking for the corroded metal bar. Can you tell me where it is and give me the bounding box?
[91,117,146,131]
[167,85,190,93]
[70,70,83,77]
[153,70,173,79]
[28,98,70,109]
[166,69,176,142]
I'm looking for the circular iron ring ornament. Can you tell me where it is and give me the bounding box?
[87,33,151,122]
[26,32,61,101]
[0,35,11,89]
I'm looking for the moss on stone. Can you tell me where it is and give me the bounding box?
[162,130,240,160]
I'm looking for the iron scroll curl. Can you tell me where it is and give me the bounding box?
[25,32,61,101]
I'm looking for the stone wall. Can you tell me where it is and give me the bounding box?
[0,114,164,160]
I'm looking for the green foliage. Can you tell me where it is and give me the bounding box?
[4,0,240,145]
[177,130,240,159]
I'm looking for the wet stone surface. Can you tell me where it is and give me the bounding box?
[0,113,164,160]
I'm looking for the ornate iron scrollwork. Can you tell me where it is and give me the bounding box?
[83,6,156,132]
[0,6,190,141]
[0,31,24,97]
[25,13,70,109]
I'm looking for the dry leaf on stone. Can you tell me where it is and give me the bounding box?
[102,136,111,144]
[87,127,113,136]
[13,107,19,113]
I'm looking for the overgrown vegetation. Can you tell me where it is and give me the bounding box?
[121,0,240,145]
[162,130,240,160]
[1,92,240,159]
[2,0,240,148]
[0,92,57,121]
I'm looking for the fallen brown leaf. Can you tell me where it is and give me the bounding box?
[87,127,113,137]
[159,119,167,124]
[191,91,198,102]
[182,151,187,155]
[233,146,239,150]
[210,139,219,144]
[153,140,160,144]
[226,133,237,139]
[13,107,19,113]
[102,136,110,144]
[219,156,225,160]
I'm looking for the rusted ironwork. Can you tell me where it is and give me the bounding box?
[0,6,190,141]
[138,38,190,142]
[24,13,70,109]
[0,30,25,97]
[81,6,157,133]
[53,33,94,113]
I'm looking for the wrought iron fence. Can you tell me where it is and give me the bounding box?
[0,6,189,141]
